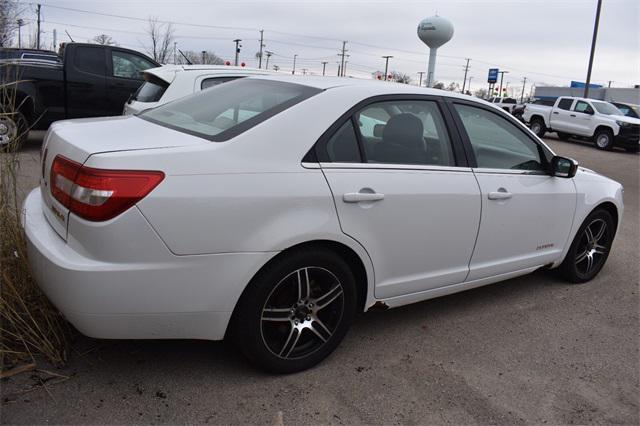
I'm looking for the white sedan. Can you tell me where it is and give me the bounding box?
[24,75,623,373]
[122,64,271,115]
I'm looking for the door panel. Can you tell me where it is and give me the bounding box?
[323,167,481,298]
[468,172,576,280]
[65,46,107,118]
[549,98,575,133]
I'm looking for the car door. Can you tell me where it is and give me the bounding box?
[317,96,481,299]
[449,101,576,281]
[549,98,575,133]
[106,48,158,115]
[571,100,596,136]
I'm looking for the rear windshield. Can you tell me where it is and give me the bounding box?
[140,79,321,141]
[134,80,168,103]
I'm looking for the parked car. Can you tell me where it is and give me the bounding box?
[123,65,271,115]
[0,47,61,64]
[487,96,518,113]
[610,102,640,119]
[24,76,623,373]
[0,43,158,147]
[522,96,640,152]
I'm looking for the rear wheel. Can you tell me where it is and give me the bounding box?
[557,132,571,141]
[594,128,614,150]
[529,118,546,138]
[0,111,28,151]
[232,248,357,373]
[559,209,615,283]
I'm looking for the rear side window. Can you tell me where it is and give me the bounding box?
[201,76,244,90]
[502,98,517,104]
[557,98,574,110]
[326,120,361,163]
[140,79,321,141]
[74,47,105,75]
[133,81,168,103]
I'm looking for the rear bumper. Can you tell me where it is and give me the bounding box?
[23,188,275,340]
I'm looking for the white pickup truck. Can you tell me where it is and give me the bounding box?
[487,96,519,114]
[522,96,640,151]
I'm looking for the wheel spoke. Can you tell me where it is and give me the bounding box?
[584,226,595,245]
[586,253,594,272]
[575,249,588,265]
[279,327,301,358]
[592,221,606,243]
[593,243,607,255]
[262,308,292,322]
[311,317,333,342]
[297,268,311,301]
[314,284,343,310]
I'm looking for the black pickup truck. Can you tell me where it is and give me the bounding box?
[1,43,158,146]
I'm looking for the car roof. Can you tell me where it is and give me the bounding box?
[245,74,483,101]
[144,65,271,84]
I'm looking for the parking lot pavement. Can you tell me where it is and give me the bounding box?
[2,133,638,425]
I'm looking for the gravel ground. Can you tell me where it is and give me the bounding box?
[1,131,638,425]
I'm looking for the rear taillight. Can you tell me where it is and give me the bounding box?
[50,155,164,222]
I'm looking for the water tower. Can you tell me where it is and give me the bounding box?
[417,15,454,87]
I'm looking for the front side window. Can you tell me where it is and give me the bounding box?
[201,76,244,90]
[141,79,320,141]
[111,51,156,79]
[557,98,574,110]
[355,100,455,166]
[454,104,545,172]
[574,101,594,114]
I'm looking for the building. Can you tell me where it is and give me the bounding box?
[534,83,640,104]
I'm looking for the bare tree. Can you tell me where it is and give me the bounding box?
[92,34,116,46]
[144,16,175,64]
[432,81,445,90]
[446,82,460,92]
[0,0,24,47]
[474,88,488,99]
[181,50,224,65]
[390,71,412,84]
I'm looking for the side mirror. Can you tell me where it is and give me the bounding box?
[551,156,578,178]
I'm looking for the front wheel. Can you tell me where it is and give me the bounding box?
[594,128,614,150]
[232,248,357,373]
[559,209,615,283]
[0,111,28,151]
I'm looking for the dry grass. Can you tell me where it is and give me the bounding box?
[1,64,70,371]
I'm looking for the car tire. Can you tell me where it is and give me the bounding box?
[0,111,28,151]
[559,208,615,283]
[594,128,614,150]
[529,118,546,138]
[557,132,571,141]
[231,247,357,373]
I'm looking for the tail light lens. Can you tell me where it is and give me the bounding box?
[50,155,164,222]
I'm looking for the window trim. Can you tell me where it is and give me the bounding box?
[309,94,469,168]
[444,98,553,174]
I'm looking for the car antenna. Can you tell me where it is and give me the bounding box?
[65,30,75,42]
[178,49,192,65]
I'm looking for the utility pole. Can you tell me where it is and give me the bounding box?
[584,0,602,98]
[339,41,348,77]
[233,39,242,66]
[417,71,425,87]
[343,61,348,76]
[607,80,612,88]
[382,55,393,81]
[321,61,328,76]
[201,50,206,64]
[467,76,473,94]
[265,51,273,69]
[292,54,297,74]
[498,70,509,97]
[258,30,265,69]
[302,68,308,76]
[520,77,528,103]
[461,58,471,93]
[36,3,41,49]
[52,29,57,51]
[173,42,177,64]
[16,19,24,48]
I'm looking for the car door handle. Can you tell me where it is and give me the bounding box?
[553,111,559,115]
[570,114,576,117]
[343,192,385,203]
[488,189,512,200]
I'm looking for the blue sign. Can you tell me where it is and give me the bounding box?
[487,68,499,83]
[570,80,602,89]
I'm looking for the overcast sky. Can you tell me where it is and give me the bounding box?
[23,0,640,94]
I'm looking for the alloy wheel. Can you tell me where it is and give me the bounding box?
[575,218,609,276]
[0,116,18,147]
[596,134,610,149]
[260,266,344,360]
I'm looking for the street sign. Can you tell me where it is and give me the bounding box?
[487,68,499,83]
